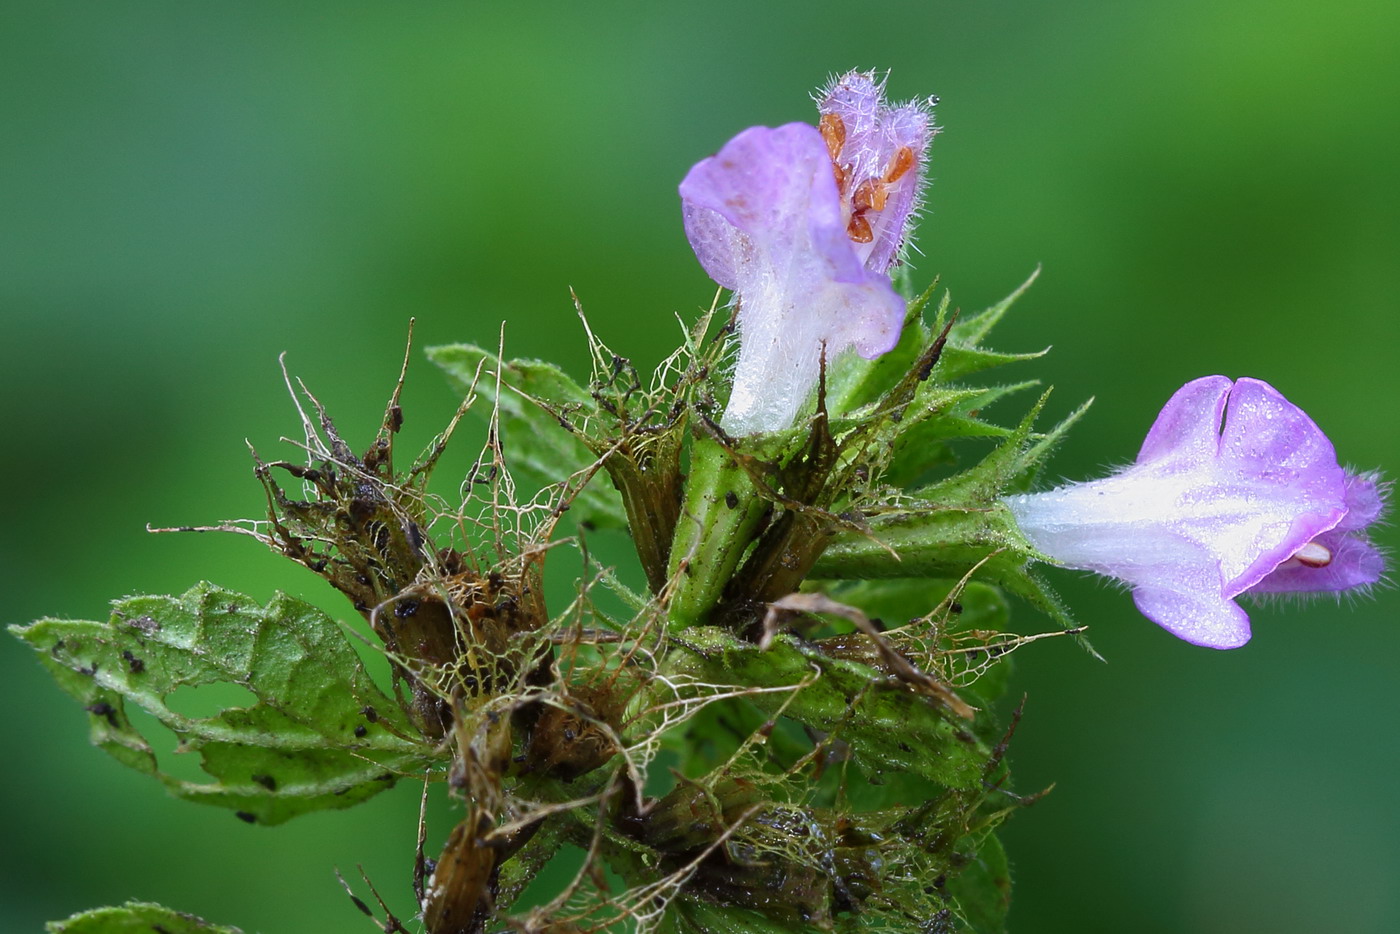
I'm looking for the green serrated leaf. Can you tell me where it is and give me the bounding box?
[936,345,1047,386]
[46,901,242,934]
[929,269,1045,387]
[947,832,1012,934]
[668,896,797,934]
[498,818,567,913]
[945,268,1039,351]
[876,382,1040,488]
[427,343,627,528]
[823,579,1015,709]
[1005,396,1094,494]
[11,583,436,825]
[816,502,1033,579]
[828,578,1009,634]
[812,504,1082,633]
[672,627,987,790]
[813,385,1090,642]
[429,343,596,408]
[817,393,1041,568]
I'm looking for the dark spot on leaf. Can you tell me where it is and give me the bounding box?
[121,649,145,674]
[897,741,913,753]
[376,772,394,782]
[724,490,739,509]
[252,774,277,791]
[361,705,379,722]
[334,787,349,796]
[349,892,374,917]
[227,604,239,614]
[235,811,257,823]
[77,662,99,677]
[355,725,368,738]
[85,702,118,727]
[949,602,963,614]
[130,615,161,634]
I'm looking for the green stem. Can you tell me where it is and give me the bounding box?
[665,434,768,630]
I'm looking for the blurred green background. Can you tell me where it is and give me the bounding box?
[3,1,1397,931]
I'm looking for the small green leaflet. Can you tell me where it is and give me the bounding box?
[11,583,439,825]
[947,832,1013,934]
[426,343,628,529]
[46,901,242,934]
[672,626,988,790]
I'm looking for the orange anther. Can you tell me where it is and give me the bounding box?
[883,146,916,184]
[871,182,889,212]
[832,161,850,192]
[852,178,878,212]
[847,212,873,243]
[819,113,846,162]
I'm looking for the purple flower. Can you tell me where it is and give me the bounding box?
[679,70,935,435]
[1004,377,1386,649]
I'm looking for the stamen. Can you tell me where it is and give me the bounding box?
[883,146,916,184]
[847,213,873,243]
[852,178,878,213]
[819,113,846,162]
[831,161,850,193]
[1292,541,1333,568]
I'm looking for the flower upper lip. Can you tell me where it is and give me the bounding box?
[678,71,936,436]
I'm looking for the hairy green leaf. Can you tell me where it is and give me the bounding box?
[947,831,1012,934]
[815,390,1090,644]
[47,901,242,934]
[666,897,797,934]
[11,583,437,825]
[672,627,987,790]
[940,268,1041,361]
[828,578,1008,633]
